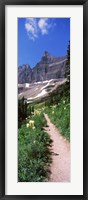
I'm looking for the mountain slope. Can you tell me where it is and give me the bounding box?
[18,51,67,83]
[18,79,67,104]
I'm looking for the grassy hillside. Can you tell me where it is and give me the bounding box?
[45,94,70,141]
[18,111,52,182]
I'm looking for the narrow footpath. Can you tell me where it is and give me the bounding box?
[44,113,70,182]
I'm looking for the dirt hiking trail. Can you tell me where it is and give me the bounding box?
[44,113,70,182]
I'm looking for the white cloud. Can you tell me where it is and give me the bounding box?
[38,18,48,35]
[25,18,56,40]
[25,24,34,35]
[25,18,38,40]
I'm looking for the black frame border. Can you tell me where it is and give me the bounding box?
[0,0,88,199]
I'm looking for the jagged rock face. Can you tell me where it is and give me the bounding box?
[18,64,32,84]
[18,52,67,83]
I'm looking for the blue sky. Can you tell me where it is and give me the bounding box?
[18,18,70,68]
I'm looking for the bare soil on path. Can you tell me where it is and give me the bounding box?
[44,113,70,182]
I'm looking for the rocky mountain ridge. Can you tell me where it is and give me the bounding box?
[18,51,67,84]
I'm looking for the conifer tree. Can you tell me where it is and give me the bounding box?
[65,41,70,82]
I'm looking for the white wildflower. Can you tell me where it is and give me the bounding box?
[29,120,35,127]
[52,105,56,108]
[26,123,29,128]
[32,126,35,130]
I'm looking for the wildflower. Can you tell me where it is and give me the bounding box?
[32,126,35,130]
[52,105,56,108]
[29,123,32,127]
[64,107,66,110]
[29,120,35,128]
[33,140,36,144]
[63,100,65,104]
[29,120,34,124]
[34,110,40,115]
[26,123,29,128]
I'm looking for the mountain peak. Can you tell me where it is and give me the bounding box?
[42,51,50,62]
[43,51,50,57]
